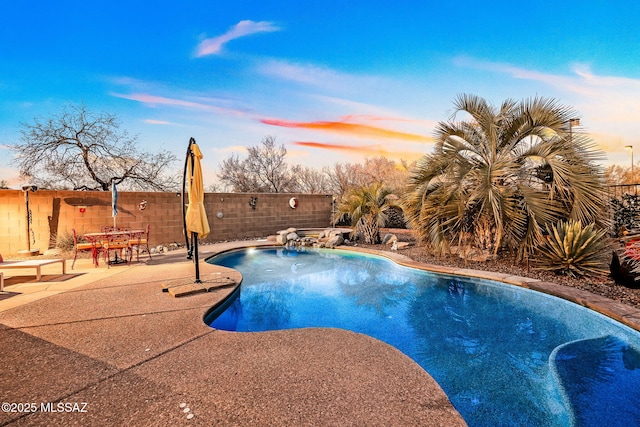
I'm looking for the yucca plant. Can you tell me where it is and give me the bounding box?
[535,220,612,277]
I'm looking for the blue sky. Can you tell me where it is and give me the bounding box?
[2,0,640,187]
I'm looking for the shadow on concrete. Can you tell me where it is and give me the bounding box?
[144,252,192,266]
[0,273,85,287]
[0,291,20,301]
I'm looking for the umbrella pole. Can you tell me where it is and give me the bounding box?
[182,138,195,259]
[192,232,201,283]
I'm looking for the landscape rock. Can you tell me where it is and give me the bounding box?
[382,234,398,245]
[326,235,344,248]
[276,233,288,245]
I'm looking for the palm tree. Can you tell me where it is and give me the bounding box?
[403,94,608,261]
[337,183,399,244]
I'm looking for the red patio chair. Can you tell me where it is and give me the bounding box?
[129,224,152,262]
[72,228,101,269]
[102,232,131,268]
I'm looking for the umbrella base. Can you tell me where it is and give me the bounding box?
[162,274,237,297]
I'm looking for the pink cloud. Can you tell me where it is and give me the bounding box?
[195,20,280,57]
[111,92,248,117]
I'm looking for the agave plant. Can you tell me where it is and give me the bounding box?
[535,220,612,277]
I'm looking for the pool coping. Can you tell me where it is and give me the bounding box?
[208,243,640,334]
[338,245,640,333]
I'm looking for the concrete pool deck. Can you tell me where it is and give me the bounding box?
[0,241,466,426]
[2,240,640,426]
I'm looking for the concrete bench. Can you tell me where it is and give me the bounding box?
[0,259,66,285]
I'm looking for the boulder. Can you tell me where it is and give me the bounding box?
[276,232,288,245]
[326,234,344,248]
[382,233,398,245]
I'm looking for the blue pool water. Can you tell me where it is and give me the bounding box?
[206,247,640,427]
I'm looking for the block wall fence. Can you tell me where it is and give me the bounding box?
[0,190,333,255]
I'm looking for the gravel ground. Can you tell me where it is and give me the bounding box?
[360,230,640,310]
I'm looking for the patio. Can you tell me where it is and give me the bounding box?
[0,241,466,426]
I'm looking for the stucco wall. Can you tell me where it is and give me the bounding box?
[0,190,333,255]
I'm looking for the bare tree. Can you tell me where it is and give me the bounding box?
[325,158,414,200]
[218,153,257,192]
[324,162,366,199]
[10,104,178,191]
[362,157,414,195]
[290,165,331,193]
[218,136,295,193]
[605,164,633,186]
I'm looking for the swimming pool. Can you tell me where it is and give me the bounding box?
[205,247,640,427]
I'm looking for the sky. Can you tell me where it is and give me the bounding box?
[2,0,640,188]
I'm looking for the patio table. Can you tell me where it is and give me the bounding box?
[83,229,143,267]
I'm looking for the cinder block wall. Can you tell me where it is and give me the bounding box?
[0,190,333,255]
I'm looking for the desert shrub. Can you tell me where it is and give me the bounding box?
[55,231,75,251]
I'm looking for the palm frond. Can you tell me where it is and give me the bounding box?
[403,94,608,260]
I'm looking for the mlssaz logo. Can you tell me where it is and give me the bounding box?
[40,402,88,413]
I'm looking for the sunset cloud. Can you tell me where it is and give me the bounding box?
[293,141,425,161]
[111,92,248,117]
[144,119,180,126]
[453,56,640,158]
[453,56,640,99]
[261,118,433,143]
[195,20,280,57]
[257,59,386,94]
[113,92,212,109]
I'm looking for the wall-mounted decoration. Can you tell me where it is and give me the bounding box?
[289,197,298,209]
[138,200,147,211]
[249,197,258,210]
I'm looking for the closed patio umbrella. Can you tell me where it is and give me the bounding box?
[112,181,118,229]
[184,138,210,282]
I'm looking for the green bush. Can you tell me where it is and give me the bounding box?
[535,220,612,277]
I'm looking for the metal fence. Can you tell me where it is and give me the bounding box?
[608,184,640,199]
